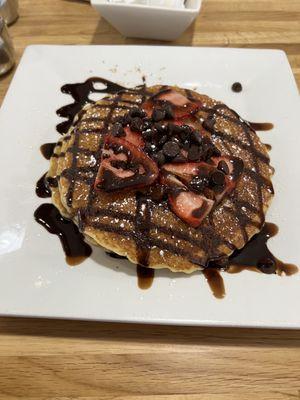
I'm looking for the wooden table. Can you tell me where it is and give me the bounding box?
[0,1,299,399]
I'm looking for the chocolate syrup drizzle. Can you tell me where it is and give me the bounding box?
[35,173,51,198]
[248,122,274,132]
[56,77,127,134]
[40,143,56,160]
[34,77,298,296]
[34,203,92,266]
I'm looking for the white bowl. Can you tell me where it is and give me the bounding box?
[91,0,202,41]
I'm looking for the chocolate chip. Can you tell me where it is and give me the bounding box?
[158,135,168,146]
[163,141,180,158]
[144,143,152,154]
[172,137,181,144]
[217,160,230,175]
[182,140,191,151]
[167,124,181,138]
[190,130,202,145]
[190,175,209,193]
[173,153,187,163]
[130,117,143,132]
[257,257,276,274]
[122,114,132,126]
[152,150,166,166]
[188,144,202,161]
[202,137,212,147]
[111,122,125,137]
[142,118,152,130]
[210,170,225,186]
[142,129,153,140]
[152,108,165,122]
[181,125,193,135]
[163,104,175,120]
[154,122,167,135]
[129,107,146,118]
[145,143,157,154]
[231,82,243,93]
[179,129,189,141]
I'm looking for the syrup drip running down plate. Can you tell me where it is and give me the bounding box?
[0,45,299,328]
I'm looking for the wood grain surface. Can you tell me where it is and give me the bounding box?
[0,1,300,399]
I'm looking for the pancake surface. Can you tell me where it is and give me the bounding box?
[47,84,274,273]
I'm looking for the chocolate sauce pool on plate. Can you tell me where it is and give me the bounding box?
[227,223,298,276]
[205,223,298,298]
[56,77,127,134]
[34,203,92,266]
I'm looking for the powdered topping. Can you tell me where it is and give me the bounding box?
[94,88,244,227]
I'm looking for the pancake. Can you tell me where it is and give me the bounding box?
[47,85,274,273]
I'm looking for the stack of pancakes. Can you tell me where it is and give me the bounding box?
[47,85,274,273]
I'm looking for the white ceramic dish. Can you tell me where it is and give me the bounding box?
[91,0,201,40]
[0,45,299,328]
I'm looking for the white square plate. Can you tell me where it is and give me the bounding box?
[0,45,299,328]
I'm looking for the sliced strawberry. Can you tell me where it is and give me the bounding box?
[95,136,158,192]
[160,168,214,228]
[173,118,197,129]
[155,90,190,106]
[169,191,214,228]
[159,171,186,189]
[173,102,201,119]
[124,126,144,148]
[141,100,153,118]
[142,89,202,120]
[211,156,244,202]
[162,162,213,184]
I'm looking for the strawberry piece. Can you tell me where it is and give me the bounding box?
[172,102,201,119]
[156,90,190,106]
[168,191,214,228]
[162,156,244,211]
[211,156,244,180]
[141,100,153,118]
[142,89,202,120]
[159,171,186,189]
[95,136,158,192]
[211,156,244,201]
[162,162,213,185]
[160,169,214,228]
[124,126,144,148]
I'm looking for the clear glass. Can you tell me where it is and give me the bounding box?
[0,17,15,76]
[0,0,19,25]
